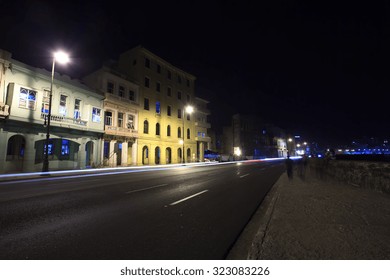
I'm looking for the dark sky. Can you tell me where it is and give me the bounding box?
[1,0,390,146]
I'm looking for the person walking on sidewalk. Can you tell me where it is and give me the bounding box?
[285,154,294,181]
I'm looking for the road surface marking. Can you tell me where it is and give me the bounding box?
[126,184,168,194]
[240,173,250,178]
[169,190,209,206]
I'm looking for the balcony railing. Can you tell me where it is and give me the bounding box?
[195,136,211,142]
[105,125,139,138]
[41,113,87,126]
[105,92,139,106]
[195,121,211,129]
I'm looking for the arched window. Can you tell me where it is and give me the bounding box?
[167,125,171,136]
[178,148,182,162]
[156,123,160,136]
[6,135,25,161]
[143,120,149,134]
[155,147,160,164]
[178,127,181,138]
[187,128,190,139]
[142,146,149,165]
[166,147,172,164]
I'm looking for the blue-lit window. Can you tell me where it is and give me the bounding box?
[61,139,70,156]
[156,101,161,114]
[19,87,37,110]
[92,107,101,122]
[74,99,81,119]
[44,140,54,156]
[41,90,50,113]
[59,94,67,116]
[104,142,109,158]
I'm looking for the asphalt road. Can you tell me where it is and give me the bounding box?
[0,160,284,260]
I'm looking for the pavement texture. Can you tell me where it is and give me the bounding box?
[227,167,390,260]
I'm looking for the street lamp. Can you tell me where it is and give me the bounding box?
[182,105,194,164]
[42,51,69,172]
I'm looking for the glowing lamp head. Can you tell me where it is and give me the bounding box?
[54,51,70,64]
[185,105,194,114]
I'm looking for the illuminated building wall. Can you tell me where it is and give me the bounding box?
[83,66,140,167]
[0,49,104,173]
[116,46,199,164]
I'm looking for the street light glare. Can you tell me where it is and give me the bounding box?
[54,51,70,64]
[185,105,194,114]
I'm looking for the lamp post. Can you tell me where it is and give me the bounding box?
[182,105,194,164]
[42,51,69,172]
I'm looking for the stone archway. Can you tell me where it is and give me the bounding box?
[166,147,172,164]
[142,146,149,165]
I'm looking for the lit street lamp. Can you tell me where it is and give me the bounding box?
[182,105,194,164]
[42,51,69,172]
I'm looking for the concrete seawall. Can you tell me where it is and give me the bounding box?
[309,158,390,194]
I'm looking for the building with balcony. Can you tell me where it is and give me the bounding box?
[115,45,198,164]
[194,97,211,161]
[0,49,104,173]
[83,65,140,167]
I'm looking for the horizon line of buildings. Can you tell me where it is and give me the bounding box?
[1,45,299,174]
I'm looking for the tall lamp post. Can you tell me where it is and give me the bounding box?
[182,105,194,164]
[42,51,69,172]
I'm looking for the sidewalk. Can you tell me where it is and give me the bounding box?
[228,168,390,259]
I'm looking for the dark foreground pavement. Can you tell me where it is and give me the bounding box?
[228,168,390,259]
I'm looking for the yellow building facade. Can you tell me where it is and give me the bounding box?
[117,46,198,165]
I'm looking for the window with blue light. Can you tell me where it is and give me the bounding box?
[104,142,109,158]
[156,101,161,114]
[61,139,70,156]
[41,90,50,113]
[92,107,101,122]
[19,87,37,110]
[44,140,54,156]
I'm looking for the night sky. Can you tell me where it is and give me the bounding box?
[1,1,390,146]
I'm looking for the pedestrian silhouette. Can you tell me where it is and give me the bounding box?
[298,154,308,180]
[285,154,294,181]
